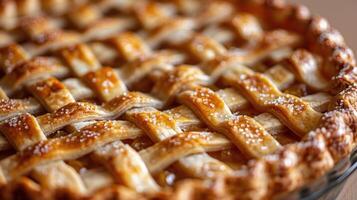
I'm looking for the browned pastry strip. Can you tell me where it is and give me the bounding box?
[20,53,163,193]
[24,30,81,56]
[191,30,301,72]
[151,63,308,157]
[62,44,128,102]
[188,34,227,62]
[63,78,95,100]
[0,88,8,100]
[0,94,43,150]
[110,32,152,62]
[139,131,231,174]
[60,44,160,191]
[134,1,173,30]
[0,114,86,193]
[11,15,67,50]
[79,168,115,194]
[147,18,196,47]
[152,65,210,106]
[82,67,127,102]
[152,64,294,110]
[0,120,144,181]
[1,45,94,122]
[0,41,330,155]
[36,102,108,135]
[0,44,76,116]
[169,91,330,134]
[187,33,299,84]
[0,57,69,95]
[63,33,182,85]
[126,107,233,178]
[178,87,234,127]
[61,37,183,98]
[0,1,17,30]
[61,43,101,77]
[37,92,162,135]
[0,98,41,121]
[27,77,76,112]
[222,66,322,137]
[87,41,119,64]
[239,30,302,65]
[148,65,280,157]
[194,1,234,26]
[118,50,183,85]
[287,49,330,90]
[125,108,181,142]
[179,87,281,158]
[231,13,263,43]
[25,68,149,192]
[1,114,46,151]
[83,17,135,41]
[0,44,30,74]
[0,31,13,47]
[68,4,102,29]
[25,75,92,136]
[16,16,61,41]
[263,65,295,90]
[0,116,149,192]
[0,33,178,103]
[221,92,330,132]
[1,87,328,153]
[92,141,159,193]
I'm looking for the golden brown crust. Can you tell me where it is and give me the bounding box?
[0,0,355,200]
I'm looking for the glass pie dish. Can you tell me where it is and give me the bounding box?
[282,148,357,200]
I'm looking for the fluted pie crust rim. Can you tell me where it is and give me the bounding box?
[0,0,356,200]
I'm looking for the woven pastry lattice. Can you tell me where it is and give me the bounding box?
[0,0,356,199]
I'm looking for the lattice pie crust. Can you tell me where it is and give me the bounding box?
[0,0,356,199]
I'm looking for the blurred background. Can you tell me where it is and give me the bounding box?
[288,1,356,200]
[289,0,357,51]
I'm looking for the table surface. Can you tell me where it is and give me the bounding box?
[288,1,357,200]
[337,172,357,200]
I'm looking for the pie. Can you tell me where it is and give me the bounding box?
[0,0,356,199]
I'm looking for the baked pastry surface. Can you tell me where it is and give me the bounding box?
[0,0,356,199]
